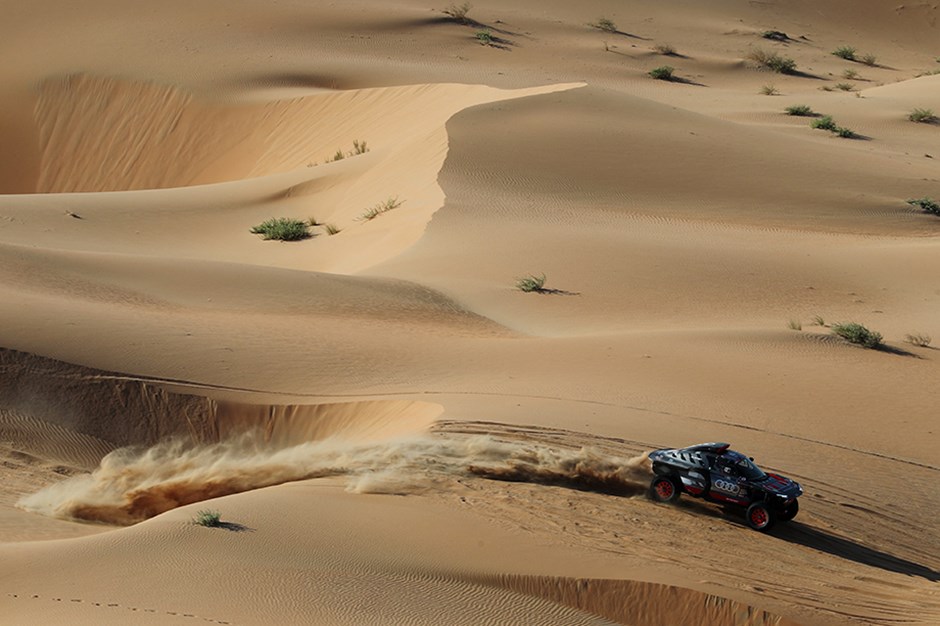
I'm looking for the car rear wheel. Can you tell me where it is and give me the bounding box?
[745,501,776,532]
[779,499,799,522]
[650,476,681,503]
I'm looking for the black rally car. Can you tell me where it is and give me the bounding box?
[648,442,803,531]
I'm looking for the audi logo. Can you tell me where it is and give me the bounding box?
[714,479,740,493]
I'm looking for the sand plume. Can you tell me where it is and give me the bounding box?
[18,432,652,525]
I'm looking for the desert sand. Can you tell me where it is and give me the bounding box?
[1,0,938,624]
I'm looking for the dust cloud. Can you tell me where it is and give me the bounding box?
[18,432,652,525]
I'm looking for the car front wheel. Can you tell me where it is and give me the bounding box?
[745,501,776,532]
[779,499,799,522]
[650,476,681,503]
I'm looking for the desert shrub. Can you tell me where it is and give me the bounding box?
[834,126,856,138]
[785,104,814,116]
[842,69,860,80]
[908,108,937,123]
[193,510,222,527]
[359,197,402,221]
[861,53,877,66]
[327,141,370,163]
[832,322,883,348]
[251,218,311,241]
[648,65,675,80]
[475,29,492,45]
[812,315,826,327]
[834,82,855,91]
[653,43,676,55]
[760,84,779,95]
[832,46,857,61]
[352,139,368,154]
[905,333,932,347]
[329,149,345,162]
[516,274,547,293]
[590,18,618,33]
[907,197,940,216]
[323,223,341,236]
[307,217,321,226]
[811,116,838,131]
[761,30,788,42]
[787,319,802,331]
[747,48,796,74]
[443,2,472,23]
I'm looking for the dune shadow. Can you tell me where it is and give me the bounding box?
[775,522,939,582]
[533,288,580,296]
[874,343,922,358]
[667,76,707,87]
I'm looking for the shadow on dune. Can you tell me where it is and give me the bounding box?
[775,522,940,582]
[215,521,254,533]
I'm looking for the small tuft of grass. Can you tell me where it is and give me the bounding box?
[251,217,311,241]
[442,2,472,23]
[329,149,345,162]
[906,197,940,216]
[359,197,403,221]
[352,139,368,155]
[787,319,802,331]
[832,46,857,61]
[908,108,937,123]
[842,69,860,80]
[861,53,878,67]
[475,29,493,45]
[831,322,883,349]
[785,104,814,116]
[327,141,370,163]
[307,217,321,227]
[905,333,932,347]
[648,65,675,80]
[653,43,676,56]
[589,17,618,33]
[323,223,341,236]
[193,510,222,527]
[834,82,855,91]
[747,48,797,74]
[812,315,826,327]
[760,84,779,95]
[516,274,547,293]
[834,126,856,138]
[811,115,838,131]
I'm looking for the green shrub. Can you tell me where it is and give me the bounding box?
[812,315,826,327]
[834,82,855,91]
[785,104,814,116]
[359,197,403,221]
[648,65,675,80]
[443,2,472,23]
[907,197,940,216]
[516,274,547,292]
[589,18,618,33]
[811,116,838,131]
[842,69,860,80]
[832,46,857,61]
[475,29,493,45]
[251,218,311,241]
[832,322,883,348]
[861,53,877,67]
[193,510,222,527]
[747,48,797,74]
[905,333,932,347]
[834,126,856,138]
[908,108,937,123]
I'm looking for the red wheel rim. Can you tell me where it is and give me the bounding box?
[655,480,674,499]
[750,507,768,527]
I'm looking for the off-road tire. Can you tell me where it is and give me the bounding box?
[650,476,681,503]
[745,501,776,532]
[779,499,799,522]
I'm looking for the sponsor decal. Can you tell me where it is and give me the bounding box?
[714,479,740,494]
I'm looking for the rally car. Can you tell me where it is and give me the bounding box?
[647,442,802,531]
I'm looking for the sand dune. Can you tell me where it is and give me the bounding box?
[2,0,939,624]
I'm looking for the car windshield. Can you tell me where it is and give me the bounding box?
[736,458,767,480]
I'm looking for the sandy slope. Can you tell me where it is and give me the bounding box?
[1,0,939,624]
